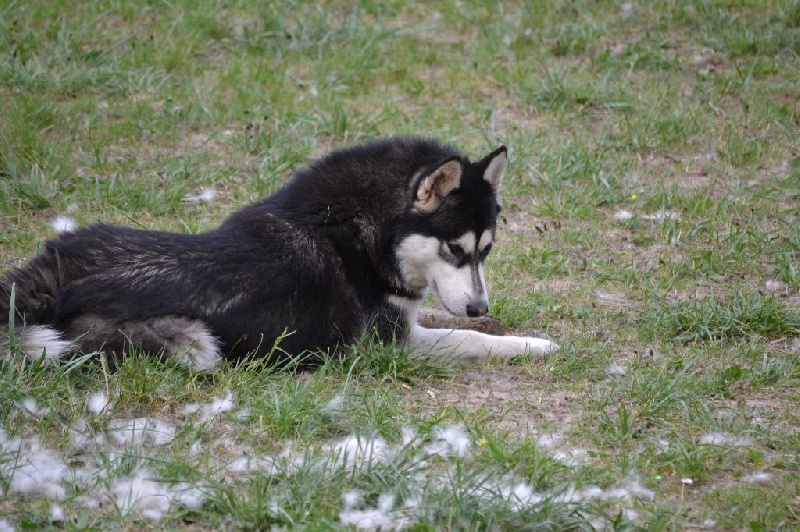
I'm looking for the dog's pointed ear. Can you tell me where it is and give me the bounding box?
[480,146,507,192]
[414,157,462,211]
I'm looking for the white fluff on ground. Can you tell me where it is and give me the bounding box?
[339,490,418,531]
[107,418,176,447]
[424,425,471,458]
[51,215,77,233]
[225,454,280,476]
[17,397,51,418]
[49,504,64,523]
[323,394,345,417]
[743,471,772,484]
[181,188,217,203]
[182,391,235,422]
[325,435,391,469]
[536,433,563,450]
[111,469,205,521]
[86,391,111,415]
[0,427,68,501]
[613,209,679,222]
[552,448,590,466]
[607,362,628,376]
[699,432,752,447]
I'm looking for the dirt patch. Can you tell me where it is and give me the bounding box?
[786,293,800,309]
[406,366,583,435]
[529,278,578,297]
[744,390,800,434]
[664,286,716,303]
[626,241,684,272]
[74,126,235,179]
[499,213,562,238]
[636,152,723,194]
[489,105,543,138]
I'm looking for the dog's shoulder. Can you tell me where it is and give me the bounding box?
[304,136,462,186]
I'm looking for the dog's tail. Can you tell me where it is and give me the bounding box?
[2,244,223,370]
[1,243,82,360]
[0,323,74,362]
[2,252,61,322]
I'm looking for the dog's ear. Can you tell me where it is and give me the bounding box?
[480,146,507,192]
[414,157,462,211]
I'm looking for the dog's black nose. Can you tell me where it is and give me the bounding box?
[466,302,488,317]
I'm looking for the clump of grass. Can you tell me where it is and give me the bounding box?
[639,288,800,343]
[329,330,454,386]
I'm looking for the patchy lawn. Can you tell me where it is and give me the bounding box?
[1,0,799,529]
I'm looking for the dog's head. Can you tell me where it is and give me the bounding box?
[395,146,506,317]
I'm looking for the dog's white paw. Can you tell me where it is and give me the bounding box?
[457,334,559,362]
[487,335,558,359]
[521,337,559,356]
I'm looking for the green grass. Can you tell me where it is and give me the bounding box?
[2,0,800,529]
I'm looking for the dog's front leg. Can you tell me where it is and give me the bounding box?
[406,325,558,363]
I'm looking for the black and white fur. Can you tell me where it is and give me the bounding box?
[1,138,558,371]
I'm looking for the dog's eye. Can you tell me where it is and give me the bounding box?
[447,242,465,257]
[479,242,493,259]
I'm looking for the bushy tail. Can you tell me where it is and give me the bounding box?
[1,281,74,361]
[2,225,223,369]
[0,282,19,355]
[1,248,71,327]
[1,243,88,360]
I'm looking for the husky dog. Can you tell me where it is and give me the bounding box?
[1,138,558,371]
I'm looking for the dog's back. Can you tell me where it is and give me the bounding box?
[2,225,189,324]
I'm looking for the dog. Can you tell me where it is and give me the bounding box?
[1,137,558,371]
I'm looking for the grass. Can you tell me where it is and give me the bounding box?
[1,0,799,529]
